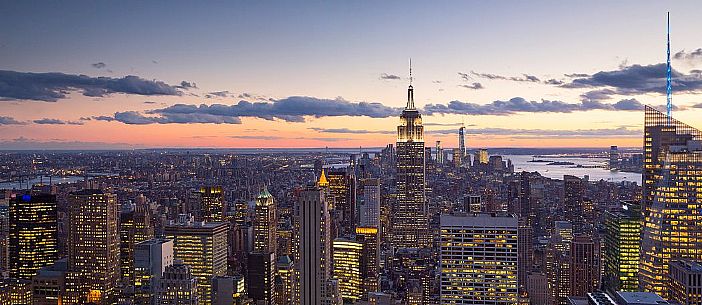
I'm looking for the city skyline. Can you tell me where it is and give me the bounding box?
[2,2,702,149]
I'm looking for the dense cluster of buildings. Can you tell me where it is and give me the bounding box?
[0,83,700,305]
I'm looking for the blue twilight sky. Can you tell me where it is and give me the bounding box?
[1,1,701,149]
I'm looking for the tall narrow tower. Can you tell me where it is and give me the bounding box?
[666,12,672,123]
[393,60,430,249]
[458,124,466,157]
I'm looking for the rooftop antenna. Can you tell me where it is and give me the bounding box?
[406,58,415,109]
[666,11,672,124]
[409,58,413,86]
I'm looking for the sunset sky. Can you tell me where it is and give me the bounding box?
[2,1,702,149]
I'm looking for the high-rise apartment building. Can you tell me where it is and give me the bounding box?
[9,193,58,280]
[65,189,120,305]
[439,214,518,304]
[563,175,585,232]
[393,80,430,249]
[640,106,702,296]
[164,215,228,305]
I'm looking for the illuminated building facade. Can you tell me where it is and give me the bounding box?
[563,175,585,232]
[668,260,702,305]
[603,202,640,292]
[477,148,489,164]
[326,168,356,237]
[189,186,224,222]
[164,216,228,305]
[439,214,518,304]
[66,189,120,305]
[640,106,702,296]
[356,227,380,296]
[394,81,430,249]
[31,258,68,305]
[9,193,58,280]
[332,238,363,302]
[155,262,198,305]
[248,187,277,304]
[276,256,294,305]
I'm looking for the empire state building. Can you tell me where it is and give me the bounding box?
[392,79,430,249]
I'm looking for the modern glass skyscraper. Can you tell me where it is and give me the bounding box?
[603,202,641,292]
[9,193,58,280]
[393,81,429,249]
[640,106,702,297]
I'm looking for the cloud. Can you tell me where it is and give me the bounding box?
[148,96,400,123]
[176,81,197,89]
[112,111,242,125]
[231,135,349,142]
[0,116,26,125]
[565,73,590,78]
[470,71,540,82]
[460,82,484,90]
[423,122,465,126]
[562,63,702,95]
[545,79,564,85]
[0,70,181,102]
[423,97,641,115]
[33,118,84,125]
[0,137,141,150]
[91,62,107,69]
[458,72,472,81]
[143,101,157,104]
[206,91,231,98]
[580,88,617,101]
[92,115,116,122]
[380,73,401,80]
[309,127,394,134]
[673,48,702,61]
[693,103,702,108]
[427,127,640,138]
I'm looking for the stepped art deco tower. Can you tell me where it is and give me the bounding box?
[392,65,430,249]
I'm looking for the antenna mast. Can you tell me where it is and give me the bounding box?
[666,12,672,124]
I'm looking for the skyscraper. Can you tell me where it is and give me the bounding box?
[393,74,430,249]
[189,187,225,222]
[164,215,228,305]
[439,214,518,304]
[458,125,466,158]
[435,141,443,164]
[358,178,380,229]
[332,238,363,302]
[296,185,332,305]
[640,106,702,296]
[603,202,640,292]
[569,234,600,297]
[563,175,585,231]
[247,187,277,304]
[668,260,702,305]
[355,226,380,297]
[64,189,120,305]
[8,193,58,280]
[326,168,356,237]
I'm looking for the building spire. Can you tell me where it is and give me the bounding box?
[407,58,415,109]
[666,11,672,124]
